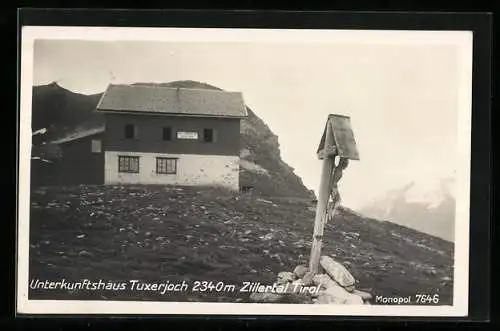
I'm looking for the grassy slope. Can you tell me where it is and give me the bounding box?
[29,185,454,304]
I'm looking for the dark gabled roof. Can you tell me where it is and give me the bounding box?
[96,84,248,118]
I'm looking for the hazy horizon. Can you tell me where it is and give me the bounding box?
[31,37,463,210]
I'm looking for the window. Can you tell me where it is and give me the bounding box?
[203,128,216,143]
[124,124,137,139]
[162,127,172,141]
[118,156,140,173]
[91,139,102,153]
[156,157,177,174]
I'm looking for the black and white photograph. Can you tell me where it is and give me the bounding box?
[17,25,473,316]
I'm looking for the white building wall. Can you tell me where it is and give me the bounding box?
[104,151,240,191]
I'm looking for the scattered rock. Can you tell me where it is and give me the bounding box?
[249,292,283,303]
[302,271,315,286]
[312,274,338,290]
[78,250,94,257]
[315,292,346,304]
[291,279,305,287]
[352,289,372,301]
[260,233,274,241]
[345,294,364,305]
[277,271,295,284]
[319,256,355,288]
[344,285,355,292]
[293,265,309,279]
[282,293,314,304]
[314,283,363,305]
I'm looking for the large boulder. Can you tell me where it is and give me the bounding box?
[312,274,338,290]
[314,283,363,305]
[302,271,315,286]
[293,265,309,279]
[319,256,355,288]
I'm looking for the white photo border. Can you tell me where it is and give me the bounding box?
[17,26,473,317]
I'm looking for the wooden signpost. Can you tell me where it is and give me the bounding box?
[309,114,360,275]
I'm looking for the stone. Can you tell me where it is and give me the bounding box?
[319,256,355,287]
[345,293,364,305]
[352,289,372,301]
[275,278,288,285]
[282,293,314,304]
[293,265,309,279]
[314,282,364,305]
[344,285,355,292]
[249,292,283,303]
[302,271,315,286]
[314,293,346,304]
[277,271,295,284]
[312,274,338,290]
[78,250,94,257]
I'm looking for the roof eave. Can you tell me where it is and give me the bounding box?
[96,84,112,110]
[49,132,103,145]
[96,108,247,118]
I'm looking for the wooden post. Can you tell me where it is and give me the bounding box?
[309,120,335,274]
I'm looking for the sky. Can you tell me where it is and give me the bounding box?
[31,33,465,210]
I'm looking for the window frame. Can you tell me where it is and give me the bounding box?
[162,126,173,141]
[203,128,216,143]
[156,157,178,175]
[124,124,137,139]
[91,139,102,153]
[118,155,140,173]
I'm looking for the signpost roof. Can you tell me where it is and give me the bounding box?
[316,114,360,160]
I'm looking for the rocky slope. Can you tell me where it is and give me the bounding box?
[29,184,454,304]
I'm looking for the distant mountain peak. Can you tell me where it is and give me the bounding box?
[359,175,456,242]
[393,177,456,210]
